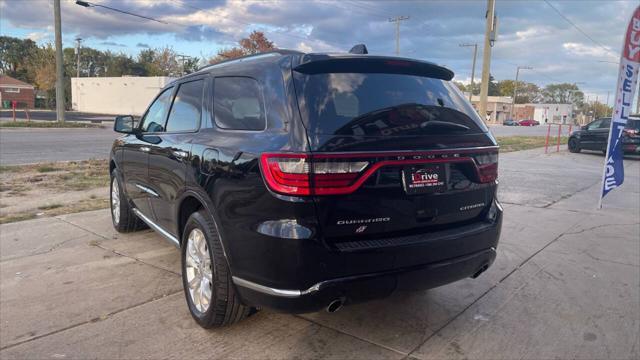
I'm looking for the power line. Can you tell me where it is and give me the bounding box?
[75,1,173,25]
[542,0,616,57]
[342,1,389,19]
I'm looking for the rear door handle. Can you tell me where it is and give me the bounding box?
[140,146,150,152]
[172,150,189,159]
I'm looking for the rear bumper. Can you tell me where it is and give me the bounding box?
[233,202,502,313]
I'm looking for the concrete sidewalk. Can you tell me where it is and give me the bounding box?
[0,149,638,359]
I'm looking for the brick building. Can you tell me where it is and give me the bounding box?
[0,75,35,109]
[512,105,535,121]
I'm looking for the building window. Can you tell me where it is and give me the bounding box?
[4,87,20,93]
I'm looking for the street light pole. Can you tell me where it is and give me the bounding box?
[54,0,65,123]
[512,66,532,121]
[75,37,82,78]
[459,43,478,101]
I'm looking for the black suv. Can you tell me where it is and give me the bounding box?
[109,50,503,328]
[568,116,640,154]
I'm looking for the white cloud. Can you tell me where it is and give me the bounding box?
[26,31,50,42]
[296,42,313,53]
[562,42,614,58]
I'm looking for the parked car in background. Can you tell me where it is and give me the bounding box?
[503,119,519,126]
[568,116,640,154]
[109,48,503,329]
[518,119,539,126]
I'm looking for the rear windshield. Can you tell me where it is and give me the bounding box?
[293,72,488,135]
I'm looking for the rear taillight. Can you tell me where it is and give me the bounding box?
[473,152,498,183]
[261,150,499,196]
[260,154,369,196]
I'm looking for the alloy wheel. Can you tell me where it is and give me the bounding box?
[111,178,120,225]
[185,228,213,313]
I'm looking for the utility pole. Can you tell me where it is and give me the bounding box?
[459,43,478,101]
[176,54,190,75]
[512,65,532,121]
[75,37,82,78]
[389,16,409,56]
[478,0,497,124]
[54,0,65,123]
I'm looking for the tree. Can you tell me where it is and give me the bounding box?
[468,74,499,97]
[453,81,467,92]
[210,31,275,64]
[0,36,38,82]
[183,57,202,74]
[589,101,612,118]
[497,80,541,104]
[542,83,583,105]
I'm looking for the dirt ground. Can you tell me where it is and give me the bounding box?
[0,159,109,224]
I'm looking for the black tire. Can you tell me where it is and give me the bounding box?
[181,210,252,328]
[110,169,146,232]
[568,138,581,153]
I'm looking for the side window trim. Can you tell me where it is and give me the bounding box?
[138,86,175,134]
[212,76,267,132]
[163,78,205,134]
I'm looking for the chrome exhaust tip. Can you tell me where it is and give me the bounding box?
[471,263,490,279]
[326,299,343,313]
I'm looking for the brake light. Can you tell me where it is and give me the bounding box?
[473,152,498,183]
[260,154,369,196]
[261,150,499,196]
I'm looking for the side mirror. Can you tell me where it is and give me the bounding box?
[114,115,137,134]
[581,125,588,130]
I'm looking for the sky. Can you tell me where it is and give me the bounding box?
[0,0,637,104]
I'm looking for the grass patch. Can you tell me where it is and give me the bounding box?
[37,165,60,173]
[0,121,101,128]
[496,136,568,153]
[0,165,20,174]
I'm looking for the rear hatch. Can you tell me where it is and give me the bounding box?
[270,55,498,246]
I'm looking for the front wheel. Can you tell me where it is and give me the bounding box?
[181,210,252,328]
[110,169,146,232]
[568,138,581,153]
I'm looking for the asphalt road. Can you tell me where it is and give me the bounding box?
[0,110,114,122]
[0,124,567,166]
[0,127,118,165]
[1,148,637,358]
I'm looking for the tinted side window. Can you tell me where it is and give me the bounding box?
[166,80,203,132]
[141,87,173,132]
[587,120,602,130]
[214,77,265,130]
[598,119,611,129]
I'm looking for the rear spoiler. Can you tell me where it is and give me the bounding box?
[293,54,454,81]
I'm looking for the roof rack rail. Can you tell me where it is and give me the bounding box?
[196,49,302,72]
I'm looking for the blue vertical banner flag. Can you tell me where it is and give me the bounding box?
[599,5,640,207]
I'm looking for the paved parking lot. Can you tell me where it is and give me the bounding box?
[0,148,638,359]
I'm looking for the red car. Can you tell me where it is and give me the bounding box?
[518,119,540,126]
